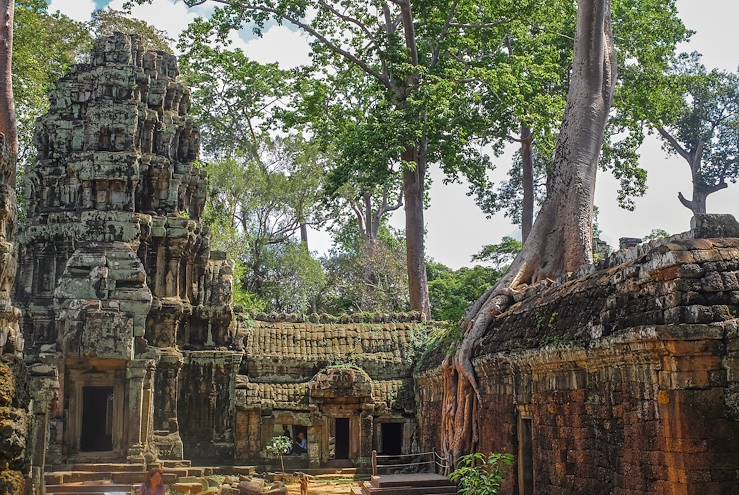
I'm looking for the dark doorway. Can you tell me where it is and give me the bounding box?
[334,418,350,459]
[80,386,113,452]
[518,418,534,495]
[380,423,403,455]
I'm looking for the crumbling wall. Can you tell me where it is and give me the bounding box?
[416,216,739,495]
[16,33,239,471]
[0,129,25,492]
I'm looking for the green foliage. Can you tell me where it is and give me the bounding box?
[265,435,293,473]
[265,436,293,457]
[90,8,174,52]
[318,224,409,314]
[266,242,326,313]
[449,452,515,495]
[414,322,464,371]
[643,229,670,241]
[471,237,523,270]
[14,0,90,216]
[653,55,739,198]
[427,262,502,323]
[199,138,325,313]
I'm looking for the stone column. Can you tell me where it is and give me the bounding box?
[126,360,149,463]
[359,404,375,469]
[152,350,184,459]
[308,407,322,468]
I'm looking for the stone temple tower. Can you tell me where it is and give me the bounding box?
[17,33,241,471]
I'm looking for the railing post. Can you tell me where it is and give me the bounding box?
[371,449,378,476]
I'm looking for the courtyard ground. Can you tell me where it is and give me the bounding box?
[285,479,361,495]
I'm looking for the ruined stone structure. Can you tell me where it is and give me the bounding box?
[15,34,422,484]
[234,315,418,468]
[0,135,26,492]
[13,31,739,495]
[417,215,739,495]
[17,33,240,474]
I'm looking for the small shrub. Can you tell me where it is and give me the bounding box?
[265,435,293,472]
[449,452,514,495]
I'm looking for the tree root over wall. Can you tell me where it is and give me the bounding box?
[439,0,618,468]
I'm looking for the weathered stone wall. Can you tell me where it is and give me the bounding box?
[234,316,424,467]
[16,33,239,473]
[416,217,739,495]
[0,136,24,494]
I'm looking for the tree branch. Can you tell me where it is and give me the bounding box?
[210,0,391,89]
[658,127,690,162]
[316,0,375,41]
[677,191,694,211]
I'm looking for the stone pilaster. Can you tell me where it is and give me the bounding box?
[125,360,150,463]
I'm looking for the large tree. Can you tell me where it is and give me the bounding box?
[135,0,542,320]
[654,55,738,215]
[474,0,688,240]
[13,0,88,168]
[441,0,617,461]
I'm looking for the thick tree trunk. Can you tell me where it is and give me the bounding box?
[402,146,430,320]
[441,0,617,463]
[677,154,727,216]
[299,222,309,247]
[520,125,534,242]
[0,0,16,156]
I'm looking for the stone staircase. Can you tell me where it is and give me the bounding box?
[44,461,256,495]
[353,474,458,495]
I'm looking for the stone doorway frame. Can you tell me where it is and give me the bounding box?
[516,405,534,495]
[65,362,127,462]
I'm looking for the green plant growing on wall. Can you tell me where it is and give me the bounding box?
[265,436,292,473]
[449,452,514,495]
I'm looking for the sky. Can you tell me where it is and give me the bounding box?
[47,0,739,268]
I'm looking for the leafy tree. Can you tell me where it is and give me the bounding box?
[444,0,619,461]
[265,436,293,473]
[643,228,670,241]
[471,237,523,271]
[178,36,326,312]
[427,263,502,323]
[203,137,325,312]
[262,242,326,313]
[90,8,174,53]
[319,224,409,314]
[134,0,558,320]
[480,0,689,239]
[449,452,514,495]
[13,0,90,206]
[653,55,738,215]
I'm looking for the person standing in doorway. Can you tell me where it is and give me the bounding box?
[139,468,166,495]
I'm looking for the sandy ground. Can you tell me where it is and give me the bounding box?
[285,480,361,495]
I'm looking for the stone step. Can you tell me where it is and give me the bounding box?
[159,459,192,468]
[173,481,206,494]
[371,474,455,488]
[208,466,257,476]
[45,470,178,486]
[70,463,146,473]
[111,471,178,484]
[45,482,134,493]
[361,481,457,495]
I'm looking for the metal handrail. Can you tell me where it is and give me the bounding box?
[376,460,436,469]
[374,451,436,459]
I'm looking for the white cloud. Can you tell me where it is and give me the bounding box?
[242,25,312,69]
[48,0,96,22]
[107,0,200,46]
